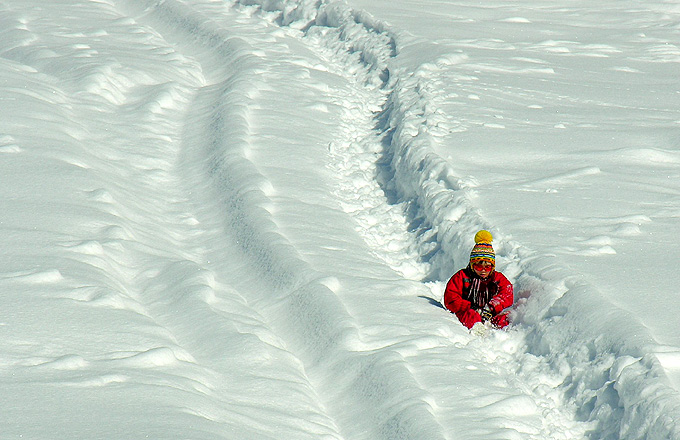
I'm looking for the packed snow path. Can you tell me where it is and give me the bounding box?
[1,0,679,439]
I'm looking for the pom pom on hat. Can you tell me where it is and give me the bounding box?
[470,230,495,264]
[474,230,493,244]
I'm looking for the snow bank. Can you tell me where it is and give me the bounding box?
[237,0,680,438]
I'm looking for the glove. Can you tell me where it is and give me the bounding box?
[471,321,488,337]
[480,305,493,322]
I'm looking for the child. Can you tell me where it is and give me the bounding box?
[444,230,513,329]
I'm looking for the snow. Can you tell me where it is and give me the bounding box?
[1,0,679,439]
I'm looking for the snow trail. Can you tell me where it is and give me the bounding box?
[282,5,592,440]
[119,1,447,439]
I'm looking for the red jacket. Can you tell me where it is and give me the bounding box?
[444,267,513,329]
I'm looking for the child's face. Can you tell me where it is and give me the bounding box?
[472,260,494,278]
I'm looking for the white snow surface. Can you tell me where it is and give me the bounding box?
[1,0,679,439]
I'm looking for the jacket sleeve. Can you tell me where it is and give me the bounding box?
[444,272,482,329]
[444,270,470,314]
[488,272,513,314]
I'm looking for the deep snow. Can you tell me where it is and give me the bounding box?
[1,0,679,439]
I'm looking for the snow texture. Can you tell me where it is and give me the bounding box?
[1,0,679,439]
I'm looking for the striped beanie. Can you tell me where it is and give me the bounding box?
[470,230,495,264]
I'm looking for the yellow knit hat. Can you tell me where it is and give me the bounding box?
[470,230,495,264]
